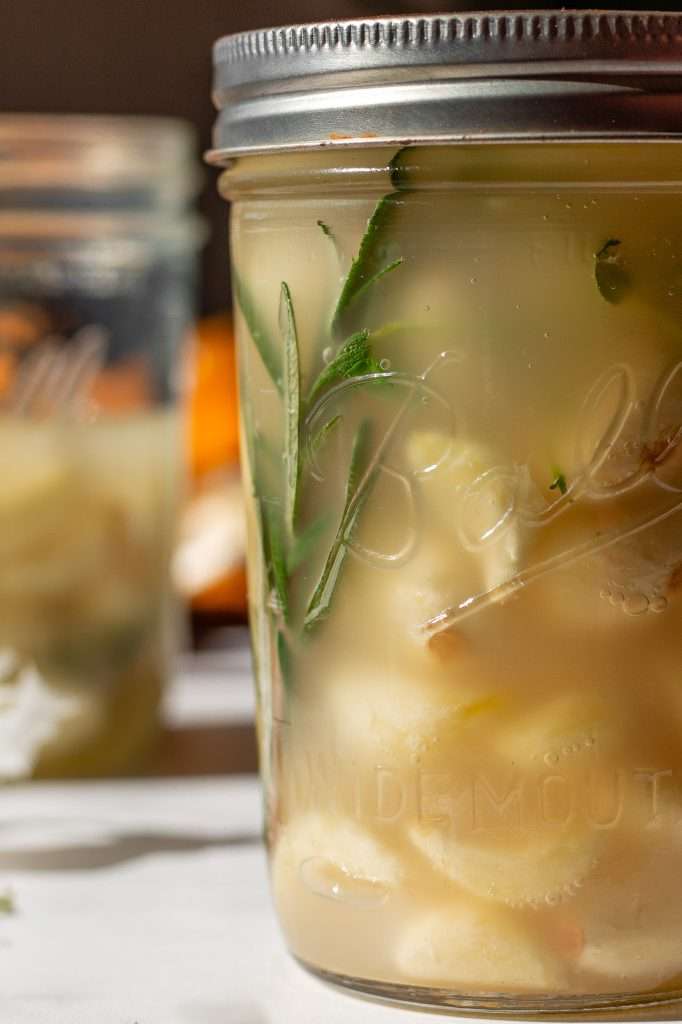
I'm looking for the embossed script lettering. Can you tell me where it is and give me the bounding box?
[422,360,682,636]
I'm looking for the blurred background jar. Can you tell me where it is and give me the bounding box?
[0,115,203,779]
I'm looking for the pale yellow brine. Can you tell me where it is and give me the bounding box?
[0,409,180,777]
[227,144,682,1001]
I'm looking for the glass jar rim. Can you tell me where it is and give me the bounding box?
[0,114,201,207]
[209,10,682,160]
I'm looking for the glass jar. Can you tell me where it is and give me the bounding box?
[211,12,682,1012]
[0,115,202,778]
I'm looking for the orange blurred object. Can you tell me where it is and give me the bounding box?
[189,314,240,478]
[0,301,47,398]
[90,358,151,412]
[0,352,16,395]
[192,563,248,614]
[186,313,246,617]
[0,302,50,348]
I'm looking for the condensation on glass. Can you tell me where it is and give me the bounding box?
[0,116,202,777]
[211,12,682,1012]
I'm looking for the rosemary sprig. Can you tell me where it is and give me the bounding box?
[233,270,283,393]
[286,514,333,574]
[280,283,301,537]
[306,330,381,409]
[304,419,375,631]
[317,219,335,241]
[304,369,419,631]
[276,629,293,692]
[305,415,342,468]
[331,194,404,336]
[550,468,568,495]
[388,146,412,189]
[595,238,630,304]
[261,501,289,623]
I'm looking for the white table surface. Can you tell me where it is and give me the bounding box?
[5,776,682,1024]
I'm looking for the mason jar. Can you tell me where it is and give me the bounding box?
[210,12,682,1012]
[0,115,202,778]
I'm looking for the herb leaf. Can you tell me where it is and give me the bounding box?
[307,330,381,408]
[261,501,289,622]
[317,218,344,265]
[331,194,404,336]
[233,270,283,393]
[304,420,376,630]
[596,239,621,260]
[550,468,568,495]
[352,259,403,304]
[317,219,335,241]
[280,283,301,536]
[388,146,413,190]
[286,513,332,574]
[595,239,630,304]
[276,629,293,692]
[305,415,342,467]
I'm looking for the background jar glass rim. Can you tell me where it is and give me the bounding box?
[0,114,203,212]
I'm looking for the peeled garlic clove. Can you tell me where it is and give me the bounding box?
[395,900,565,992]
[406,431,523,601]
[494,692,624,770]
[409,821,598,910]
[272,812,402,909]
[579,927,682,989]
[576,830,682,988]
[301,660,501,771]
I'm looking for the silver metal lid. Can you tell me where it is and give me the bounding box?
[209,10,682,160]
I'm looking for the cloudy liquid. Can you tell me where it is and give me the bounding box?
[0,409,180,778]
[229,144,682,1005]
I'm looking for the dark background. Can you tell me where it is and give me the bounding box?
[4,1,680,314]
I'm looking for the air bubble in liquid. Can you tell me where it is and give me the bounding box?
[322,346,334,365]
[379,358,391,371]
[609,589,625,606]
[650,596,668,614]
[299,857,390,908]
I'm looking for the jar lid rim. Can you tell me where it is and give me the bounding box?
[214,10,682,75]
[211,10,682,158]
